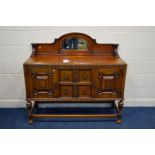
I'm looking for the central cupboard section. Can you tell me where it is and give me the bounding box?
[59,68,93,98]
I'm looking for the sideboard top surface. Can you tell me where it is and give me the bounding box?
[24,55,126,65]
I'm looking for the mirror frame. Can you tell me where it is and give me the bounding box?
[62,37,88,50]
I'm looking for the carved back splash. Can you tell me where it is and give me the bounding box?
[31,32,119,57]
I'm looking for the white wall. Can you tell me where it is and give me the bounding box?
[0,26,155,107]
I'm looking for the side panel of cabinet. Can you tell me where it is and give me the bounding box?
[24,66,58,98]
[94,66,126,98]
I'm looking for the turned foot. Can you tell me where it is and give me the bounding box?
[28,118,33,124]
[116,119,122,124]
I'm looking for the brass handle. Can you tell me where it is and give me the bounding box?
[98,72,119,79]
[48,90,53,96]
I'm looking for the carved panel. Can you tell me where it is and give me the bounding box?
[32,72,53,96]
[73,69,78,82]
[27,67,58,98]
[95,68,122,98]
[60,70,73,82]
[78,70,91,82]
[60,86,73,97]
[79,86,91,97]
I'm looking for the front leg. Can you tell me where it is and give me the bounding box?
[26,101,33,124]
[116,100,124,124]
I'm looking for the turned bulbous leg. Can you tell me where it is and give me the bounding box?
[116,118,123,124]
[26,101,33,124]
[116,100,124,124]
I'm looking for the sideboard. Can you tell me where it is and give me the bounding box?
[23,33,127,124]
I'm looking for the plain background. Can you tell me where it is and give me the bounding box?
[0,26,155,107]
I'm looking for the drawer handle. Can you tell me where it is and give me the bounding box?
[49,90,53,96]
[103,76,114,80]
[98,73,119,79]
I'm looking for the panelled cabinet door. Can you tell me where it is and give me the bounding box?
[59,69,93,98]
[94,67,124,98]
[26,66,58,98]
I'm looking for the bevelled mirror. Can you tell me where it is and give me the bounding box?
[63,38,88,50]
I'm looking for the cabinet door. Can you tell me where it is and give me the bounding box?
[25,66,58,98]
[59,69,93,98]
[94,67,125,98]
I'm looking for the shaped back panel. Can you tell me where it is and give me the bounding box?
[31,33,119,57]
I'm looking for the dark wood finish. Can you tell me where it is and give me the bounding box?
[23,33,127,124]
[32,114,118,118]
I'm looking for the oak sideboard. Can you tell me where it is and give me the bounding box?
[23,33,127,124]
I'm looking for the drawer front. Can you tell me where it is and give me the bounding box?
[94,67,124,98]
[25,66,58,98]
